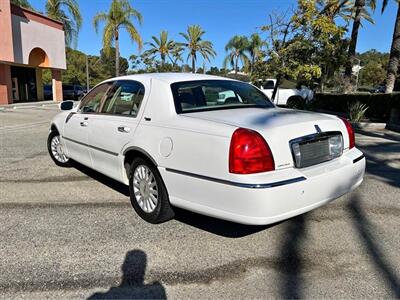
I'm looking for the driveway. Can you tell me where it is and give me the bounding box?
[0,106,399,298]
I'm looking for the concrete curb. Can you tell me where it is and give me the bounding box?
[351,122,387,131]
[386,123,400,133]
[0,101,60,110]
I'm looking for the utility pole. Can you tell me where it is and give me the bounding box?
[86,54,89,91]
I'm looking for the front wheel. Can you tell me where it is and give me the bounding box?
[129,157,174,224]
[47,131,71,167]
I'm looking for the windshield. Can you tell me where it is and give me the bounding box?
[171,80,274,114]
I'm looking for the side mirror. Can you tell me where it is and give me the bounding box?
[60,100,74,111]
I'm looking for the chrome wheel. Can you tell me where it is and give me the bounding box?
[133,165,158,213]
[50,135,69,163]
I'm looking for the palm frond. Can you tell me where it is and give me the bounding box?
[122,20,143,50]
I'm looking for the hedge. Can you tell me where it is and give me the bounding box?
[310,93,400,122]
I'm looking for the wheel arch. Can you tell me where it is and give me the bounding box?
[50,124,59,133]
[123,146,158,179]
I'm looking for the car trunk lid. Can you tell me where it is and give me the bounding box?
[184,107,346,170]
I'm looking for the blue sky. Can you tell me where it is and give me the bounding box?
[30,0,397,69]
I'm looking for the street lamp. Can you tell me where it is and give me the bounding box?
[352,58,363,92]
[85,54,101,92]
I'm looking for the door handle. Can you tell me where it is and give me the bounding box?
[80,121,88,127]
[117,126,131,133]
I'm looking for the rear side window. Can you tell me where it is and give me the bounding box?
[79,83,112,113]
[171,80,273,114]
[101,80,144,117]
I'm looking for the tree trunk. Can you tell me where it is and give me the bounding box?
[235,55,239,75]
[161,54,165,68]
[344,0,365,93]
[191,54,195,73]
[115,30,120,77]
[385,4,400,93]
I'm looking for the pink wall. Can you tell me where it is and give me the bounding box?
[0,0,14,63]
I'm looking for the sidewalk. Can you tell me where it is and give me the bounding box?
[0,100,59,110]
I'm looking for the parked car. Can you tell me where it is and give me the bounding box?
[47,73,365,225]
[44,84,52,100]
[253,79,314,106]
[372,85,385,93]
[62,84,85,100]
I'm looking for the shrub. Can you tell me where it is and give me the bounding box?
[310,93,400,122]
[348,101,368,122]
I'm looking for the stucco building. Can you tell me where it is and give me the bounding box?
[0,0,66,104]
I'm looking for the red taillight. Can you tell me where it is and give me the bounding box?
[340,117,355,149]
[229,128,275,174]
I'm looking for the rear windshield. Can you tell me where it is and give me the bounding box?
[171,80,274,114]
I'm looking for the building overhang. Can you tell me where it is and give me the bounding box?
[11,4,64,31]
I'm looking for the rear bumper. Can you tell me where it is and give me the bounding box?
[160,148,365,225]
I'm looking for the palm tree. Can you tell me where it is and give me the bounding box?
[93,0,143,77]
[45,0,82,48]
[344,0,376,91]
[224,35,250,75]
[11,0,34,10]
[318,0,354,21]
[383,0,400,93]
[247,33,265,75]
[179,25,216,72]
[145,31,175,67]
[170,44,184,67]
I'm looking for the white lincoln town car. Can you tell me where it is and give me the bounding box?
[48,73,365,225]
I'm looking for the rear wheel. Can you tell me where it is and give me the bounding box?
[286,96,306,109]
[129,157,174,224]
[47,130,71,167]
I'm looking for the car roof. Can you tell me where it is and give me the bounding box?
[103,72,236,85]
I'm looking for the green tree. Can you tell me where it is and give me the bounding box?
[11,0,34,10]
[100,47,129,76]
[206,66,227,76]
[144,31,175,67]
[93,0,143,77]
[246,33,265,75]
[357,50,388,87]
[170,44,184,67]
[179,25,216,72]
[258,0,347,93]
[45,0,82,48]
[359,61,387,87]
[223,35,250,75]
[318,0,354,21]
[383,0,400,93]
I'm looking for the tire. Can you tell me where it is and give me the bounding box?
[47,130,71,167]
[129,157,174,224]
[286,96,306,109]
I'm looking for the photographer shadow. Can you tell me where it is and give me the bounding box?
[88,250,166,299]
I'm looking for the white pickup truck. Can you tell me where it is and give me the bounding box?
[253,79,314,106]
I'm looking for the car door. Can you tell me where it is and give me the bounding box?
[63,82,113,168]
[87,80,146,182]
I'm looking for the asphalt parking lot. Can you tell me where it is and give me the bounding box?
[0,105,399,298]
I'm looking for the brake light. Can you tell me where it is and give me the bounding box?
[229,128,275,174]
[340,117,355,149]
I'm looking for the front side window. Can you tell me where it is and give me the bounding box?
[79,83,112,113]
[101,80,144,116]
[171,80,273,113]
